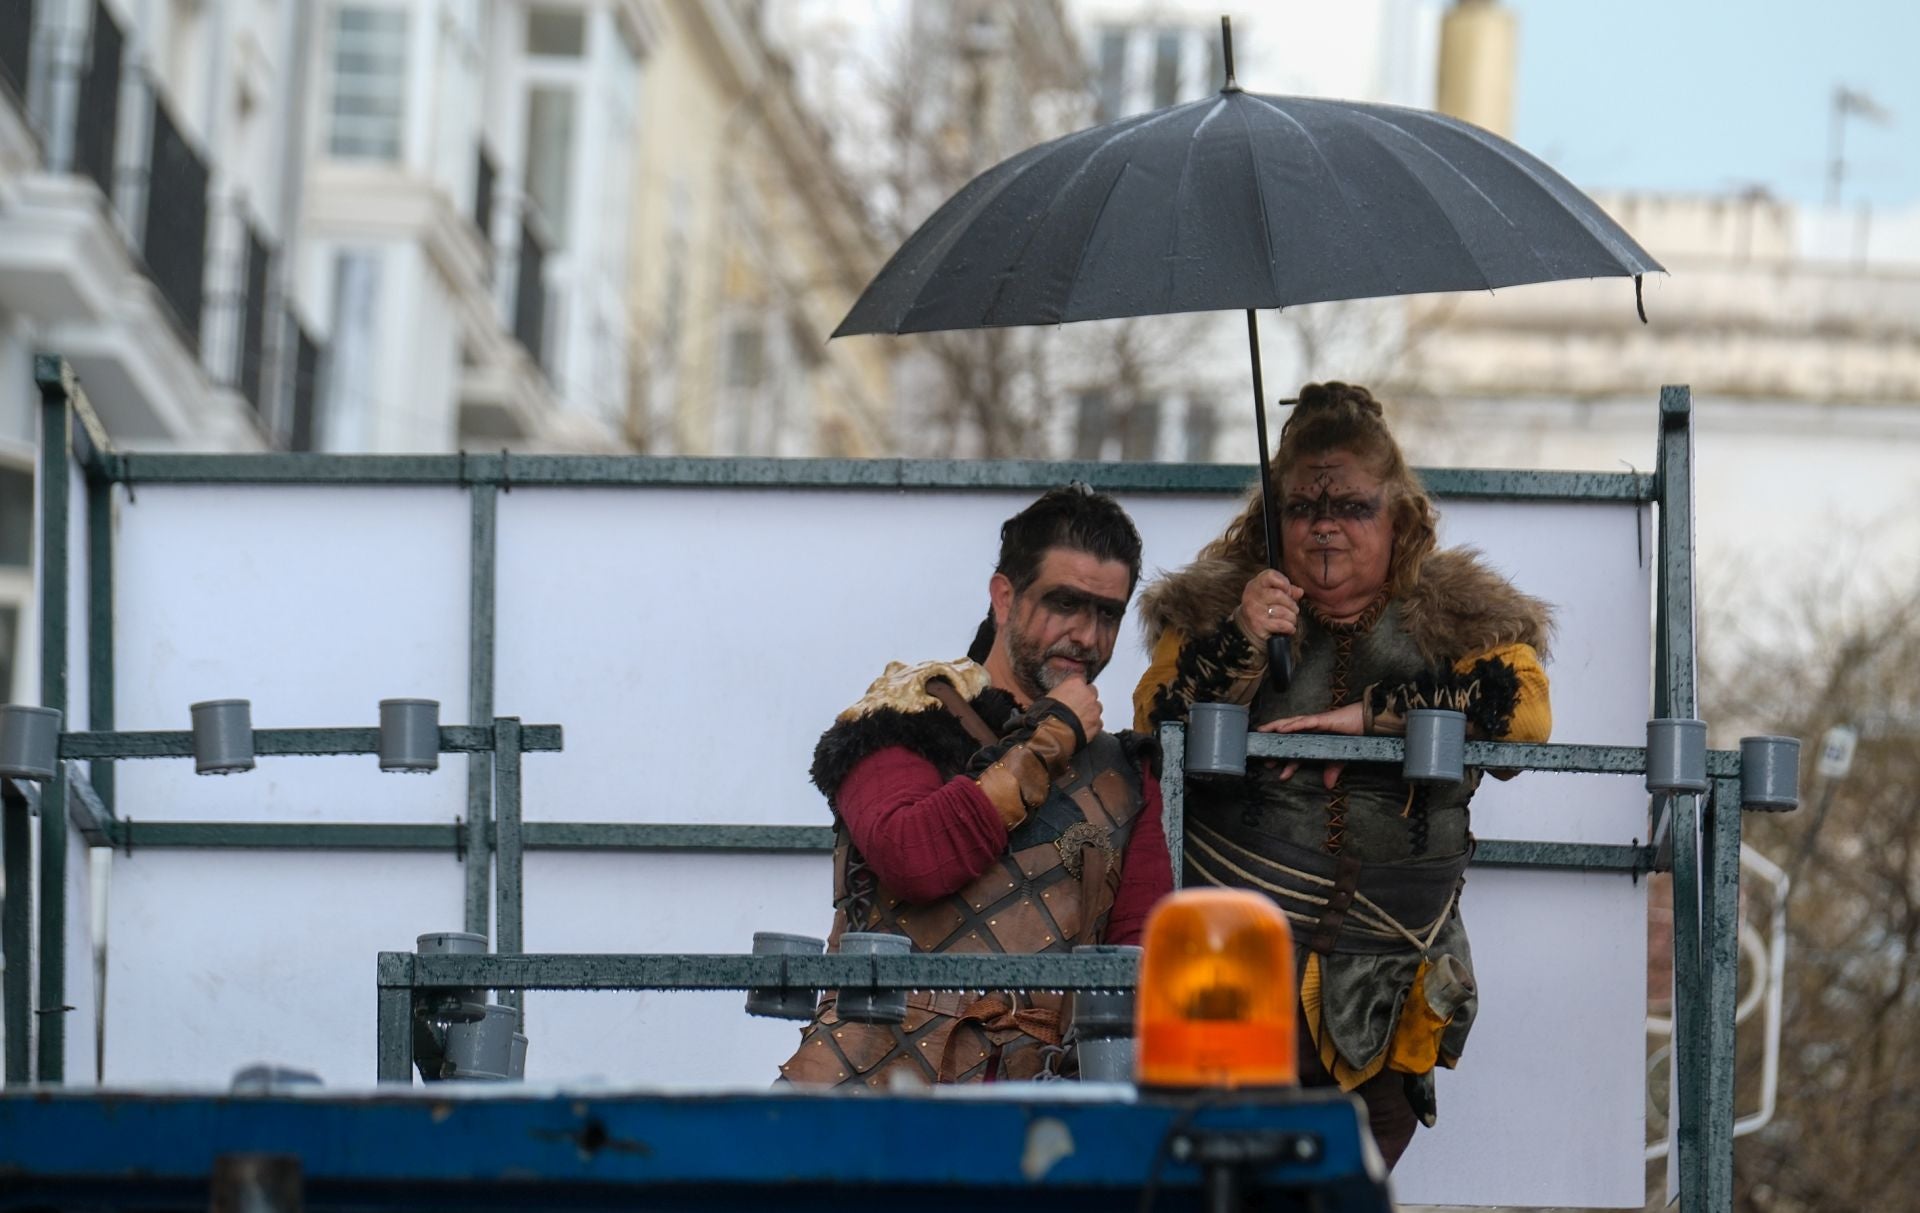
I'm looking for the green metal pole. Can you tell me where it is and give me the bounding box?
[1655,385,1696,722]
[1158,723,1186,890]
[493,718,523,1025]
[1671,789,1705,1207]
[2,781,31,1083]
[375,952,415,1083]
[85,468,114,817]
[1700,777,1742,1211]
[35,364,73,1083]
[465,484,497,937]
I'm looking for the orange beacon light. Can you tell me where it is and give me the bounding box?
[1135,888,1298,1089]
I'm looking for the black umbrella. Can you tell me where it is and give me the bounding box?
[836,19,1661,687]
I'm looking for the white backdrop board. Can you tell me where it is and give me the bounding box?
[98,475,1652,1207]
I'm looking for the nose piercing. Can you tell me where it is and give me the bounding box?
[1315,532,1332,545]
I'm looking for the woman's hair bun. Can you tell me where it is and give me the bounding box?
[1293,381,1382,418]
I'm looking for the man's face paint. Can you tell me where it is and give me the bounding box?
[1002,548,1131,696]
[1278,448,1394,610]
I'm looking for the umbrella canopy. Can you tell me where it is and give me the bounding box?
[835,89,1662,337]
[834,24,1661,692]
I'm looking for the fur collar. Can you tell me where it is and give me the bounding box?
[1138,548,1553,664]
[810,661,1021,805]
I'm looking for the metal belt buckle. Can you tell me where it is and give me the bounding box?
[1056,821,1113,880]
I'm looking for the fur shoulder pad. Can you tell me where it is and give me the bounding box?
[836,659,991,723]
[1136,549,1554,662]
[810,660,1017,806]
[1398,548,1555,662]
[1138,557,1256,649]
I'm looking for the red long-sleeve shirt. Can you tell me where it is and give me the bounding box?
[835,746,1173,946]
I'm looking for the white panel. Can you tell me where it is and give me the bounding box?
[99,477,1654,1206]
[111,486,471,823]
[62,814,97,1085]
[494,488,1238,825]
[518,851,830,1085]
[1394,870,1648,1208]
[102,850,463,1087]
[1438,500,1653,848]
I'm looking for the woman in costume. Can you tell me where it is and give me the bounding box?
[1131,382,1552,1166]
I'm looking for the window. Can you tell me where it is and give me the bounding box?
[0,467,29,567]
[724,325,765,392]
[1073,391,1110,459]
[1151,31,1183,109]
[1183,397,1219,462]
[328,6,408,160]
[523,85,576,246]
[526,6,585,57]
[1122,398,1161,461]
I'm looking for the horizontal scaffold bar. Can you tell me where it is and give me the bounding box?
[57,724,563,759]
[98,452,1655,502]
[1245,734,1743,776]
[96,820,1653,872]
[381,950,1142,992]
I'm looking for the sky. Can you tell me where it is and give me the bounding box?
[1510,0,1919,210]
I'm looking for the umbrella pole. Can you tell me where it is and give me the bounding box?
[1244,309,1293,691]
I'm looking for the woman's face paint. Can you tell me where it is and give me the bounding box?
[1279,448,1394,611]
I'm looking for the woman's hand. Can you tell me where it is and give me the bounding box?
[1256,703,1364,788]
[1234,569,1304,641]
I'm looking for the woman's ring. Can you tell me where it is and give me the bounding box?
[1266,605,1275,618]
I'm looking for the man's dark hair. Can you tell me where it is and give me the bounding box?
[968,484,1143,665]
[996,483,1143,594]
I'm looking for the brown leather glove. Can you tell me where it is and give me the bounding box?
[974,705,1083,830]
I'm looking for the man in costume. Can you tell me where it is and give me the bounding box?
[1132,383,1552,1166]
[779,485,1173,1088]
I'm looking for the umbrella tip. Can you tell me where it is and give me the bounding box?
[1220,15,1240,92]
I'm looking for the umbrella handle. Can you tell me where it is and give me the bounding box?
[1267,634,1293,693]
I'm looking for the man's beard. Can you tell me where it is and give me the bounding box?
[1007,623,1105,697]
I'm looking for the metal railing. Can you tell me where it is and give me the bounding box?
[8,359,1753,1212]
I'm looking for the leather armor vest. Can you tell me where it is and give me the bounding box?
[779,729,1147,1089]
[1219,601,1479,862]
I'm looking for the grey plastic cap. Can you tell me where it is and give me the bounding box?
[1185,702,1250,780]
[0,705,62,781]
[746,931,825,1021]
[1646,718,1709,794]
[1403,709,1468,784]
[834,932,910,1025]
[1740,734,1801,811]
[190,699,255,775]
[440,1003,518,1081]
[1067,944,1139,1037]
[416,931,489,1022]
[379,698,440,773]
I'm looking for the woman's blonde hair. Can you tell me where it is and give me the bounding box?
[1199,382,1437,598]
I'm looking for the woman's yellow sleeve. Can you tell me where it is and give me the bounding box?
[1452,642,1551,742]
[1132,628,1189,733]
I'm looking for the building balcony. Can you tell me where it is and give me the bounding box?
[0,1,264,448]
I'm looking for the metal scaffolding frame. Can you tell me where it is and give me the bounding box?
[2,356,1754,1211]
